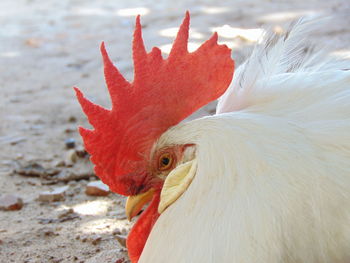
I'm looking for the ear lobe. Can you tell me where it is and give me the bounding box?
[158,159,197,213]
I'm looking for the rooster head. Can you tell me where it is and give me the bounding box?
[75,12,234,263]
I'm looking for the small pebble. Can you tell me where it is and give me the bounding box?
[68,116,77,123]
[112,228,122,236]
[58,208,74,218]
[0,194,23,211]
[121,228,128,235]
[65,149,78,166]
[15,162,46,177]
[65,128,75,133]
[54,160,66,167]
[15,153,24,160]
[81,73,90,78]
[38,186,69,202]
[68,181,77,187]
[37,227,58,237]
[85,181,110,196]
[91,235,102,245]
[75,146,88,158]
[115,234,127,248]
[65,138,76,149]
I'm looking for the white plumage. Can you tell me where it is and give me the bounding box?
[140,18,350,263]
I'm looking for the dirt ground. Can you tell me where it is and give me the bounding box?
[0,0,349,262]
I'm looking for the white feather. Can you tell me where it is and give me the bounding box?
[217,17,349,114]
[139,18,350,263]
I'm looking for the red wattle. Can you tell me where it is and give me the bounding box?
[126,192,160,263]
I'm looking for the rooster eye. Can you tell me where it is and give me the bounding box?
[158,153,174,171]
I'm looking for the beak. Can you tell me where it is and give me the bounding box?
[125,188,155,221]
[158,159,197,214]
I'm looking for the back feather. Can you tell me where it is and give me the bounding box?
[217,17,350,114]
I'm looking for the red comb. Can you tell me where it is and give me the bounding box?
[75,12,234,195]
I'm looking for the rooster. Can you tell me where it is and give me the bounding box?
[75,12,350,263]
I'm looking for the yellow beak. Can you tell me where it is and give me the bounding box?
[125,188,155,221]
[158,159,197,214]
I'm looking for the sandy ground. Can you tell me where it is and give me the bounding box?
[0,0,349,262]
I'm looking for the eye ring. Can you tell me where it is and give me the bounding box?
[158,152,174,171]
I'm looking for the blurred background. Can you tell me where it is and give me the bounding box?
[0,0,349,262]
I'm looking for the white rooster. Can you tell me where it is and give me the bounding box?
[76,13,350,263]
